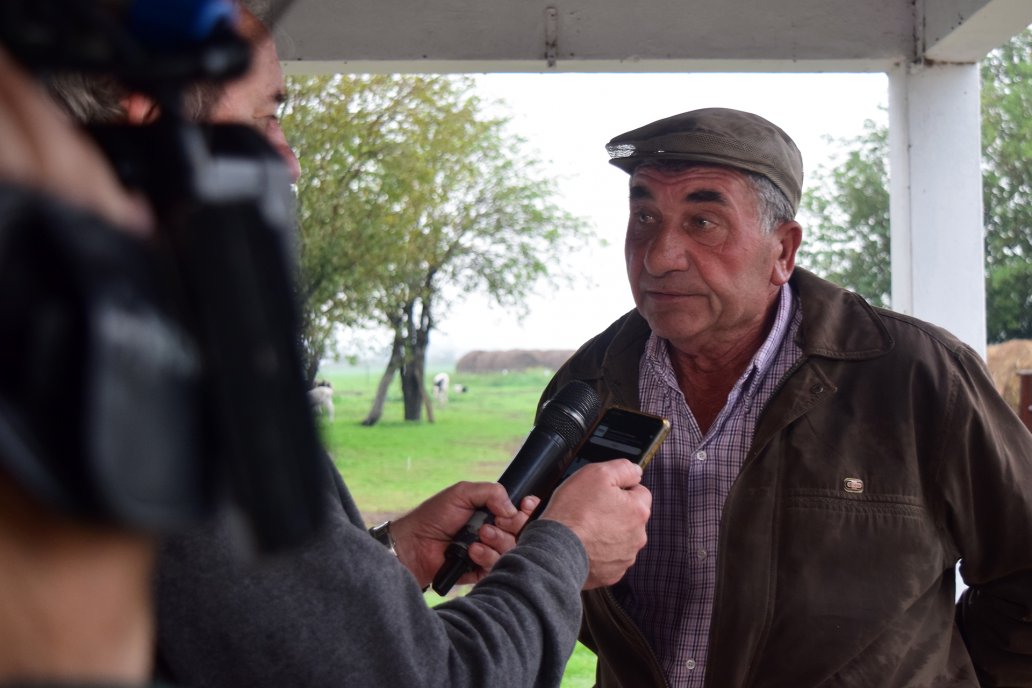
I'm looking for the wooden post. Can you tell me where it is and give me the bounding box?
[1019,370,1032,433]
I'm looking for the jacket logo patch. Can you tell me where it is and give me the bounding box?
[843,477,864,493]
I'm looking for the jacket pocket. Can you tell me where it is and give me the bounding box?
[755,489,955,687]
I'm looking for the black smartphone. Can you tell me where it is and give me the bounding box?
[562,406,671,479]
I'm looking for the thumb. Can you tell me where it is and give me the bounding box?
[457,482,517,519]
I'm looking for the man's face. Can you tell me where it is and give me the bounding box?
[208,29,301,183]
[624,164,798,354]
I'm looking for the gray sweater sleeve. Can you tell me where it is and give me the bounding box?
[155,457,589,687]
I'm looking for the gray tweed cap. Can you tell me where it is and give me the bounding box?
[606,107,804,214]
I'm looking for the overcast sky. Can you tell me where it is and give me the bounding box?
[423,71,889,362]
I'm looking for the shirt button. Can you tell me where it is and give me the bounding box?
[697,548,708,560]
[695,450,707,462]
[686,659,697,670]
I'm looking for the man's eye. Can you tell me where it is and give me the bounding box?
[635,210,656,224]
[685,216,727,246]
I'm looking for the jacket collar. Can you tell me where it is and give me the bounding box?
[582,269,894,407]
[789,268,894,361]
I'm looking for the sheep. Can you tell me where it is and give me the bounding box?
[308,381,334,421]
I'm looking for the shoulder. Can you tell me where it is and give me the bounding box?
[874,307,983,365]
[792,268,983,373]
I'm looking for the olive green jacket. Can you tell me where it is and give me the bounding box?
[540,269,1032,687]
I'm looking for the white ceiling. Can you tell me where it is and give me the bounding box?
[276,0,1032,74]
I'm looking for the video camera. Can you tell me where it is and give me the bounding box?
[0,0,325,551]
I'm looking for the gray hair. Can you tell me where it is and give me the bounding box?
[633,160,795,233]
[44,73,126,125]
[45,73,223,124]
[743,171,795,233]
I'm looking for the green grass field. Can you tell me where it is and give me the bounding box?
[317,365,595,687]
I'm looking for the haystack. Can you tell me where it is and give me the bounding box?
[456,349,574,374]
[986,339,1032,413]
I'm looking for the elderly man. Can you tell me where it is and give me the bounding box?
[49,3,652,687]
[541,107,1032,687]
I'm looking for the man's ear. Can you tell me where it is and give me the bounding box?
[771,220,802,286]
[122,94,160,124]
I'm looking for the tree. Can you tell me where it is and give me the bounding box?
[798,120,890,308]
[981,28,1032,268]
[801,27,1032,340]
[283,75,590,422]
[284,74,413,384]
[980,28,1032,342]
[986,263,1032,342]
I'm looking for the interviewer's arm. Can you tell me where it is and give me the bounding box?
[155,453,649,688]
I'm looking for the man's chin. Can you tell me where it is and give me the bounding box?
[642,310,708,345]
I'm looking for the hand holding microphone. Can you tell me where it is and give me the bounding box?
[431,381,602,595]
[385,484,540,590]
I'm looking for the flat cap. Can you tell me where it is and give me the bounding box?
[606,107,804,213]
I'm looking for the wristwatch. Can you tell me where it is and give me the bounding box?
[368,520,397,557]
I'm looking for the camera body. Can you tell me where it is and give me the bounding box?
[0,0,324,551]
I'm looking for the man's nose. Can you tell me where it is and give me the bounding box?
[266,126,301,183]
[276,140,302,184]
[642,223,690,275]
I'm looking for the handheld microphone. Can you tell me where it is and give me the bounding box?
[431,380,601,595]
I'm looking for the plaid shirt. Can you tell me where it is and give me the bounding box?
[614,285,803,687]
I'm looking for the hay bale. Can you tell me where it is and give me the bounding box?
[456,349,575,374]
[986,339,1032,413]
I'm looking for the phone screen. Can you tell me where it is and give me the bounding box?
[562,406,671,479]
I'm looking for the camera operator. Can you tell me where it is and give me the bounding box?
[48,3,652,686]
[0,46,158,687]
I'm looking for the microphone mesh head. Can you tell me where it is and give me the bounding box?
[537,380,602,450]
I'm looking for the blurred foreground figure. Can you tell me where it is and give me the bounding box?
[50,3,653,686]
[0,45,157,687]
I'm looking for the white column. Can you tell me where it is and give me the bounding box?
[887,62,986,358]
